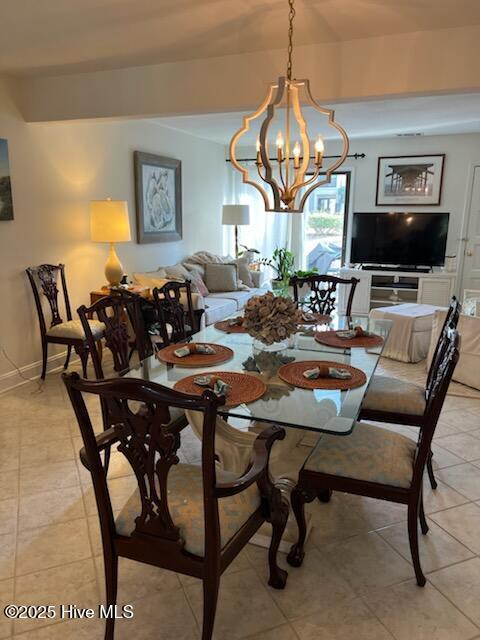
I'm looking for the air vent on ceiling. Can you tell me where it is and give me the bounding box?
[396,132,423,137]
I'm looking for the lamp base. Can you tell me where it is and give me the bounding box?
[104,242,124,287]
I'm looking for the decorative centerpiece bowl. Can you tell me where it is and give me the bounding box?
[243,292,302,356]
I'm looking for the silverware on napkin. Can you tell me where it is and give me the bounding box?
[173,344,216,358]
[193,375,231,396]
[303,366,352,380]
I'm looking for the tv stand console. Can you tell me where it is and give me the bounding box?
[338,267,456,315]
[360,264,431,274]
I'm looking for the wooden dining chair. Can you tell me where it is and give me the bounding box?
[26,263,104,379]
[109,288,157,361]
[77,295,141,380]
[63,372,289,640]
[290,274,360,317]
[360,297,461,489]
[287,327,460,587]
[151,280,204,348]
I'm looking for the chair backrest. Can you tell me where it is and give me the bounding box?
[426,296,461,390]
[290,274,359,316]
[26,263,72,336]
[152,280,195,346]
[412,327,460,486]
[63,372,223,555]
[109,288,155,361]
[78,295,138,379]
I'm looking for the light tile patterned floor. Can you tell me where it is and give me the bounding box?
[0,358,480,640]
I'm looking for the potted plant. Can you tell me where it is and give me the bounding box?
[260,248,295,295]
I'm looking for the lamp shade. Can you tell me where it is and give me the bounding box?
[222,204,250,226]
[90,199,131,243]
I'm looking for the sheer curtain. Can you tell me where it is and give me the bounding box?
[224,162,305,269]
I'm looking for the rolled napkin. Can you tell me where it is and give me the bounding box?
[303,365,352,380]
[227,316,244,327]
[173,343,216,358]
[193,374,231,396]
[336,326,371,340]
[301,312,316,322]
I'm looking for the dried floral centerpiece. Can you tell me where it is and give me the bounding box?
[243,292,302,355]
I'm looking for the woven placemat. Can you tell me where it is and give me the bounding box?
[278,360,367,390]
[157,343,234,368]
[173,371,266,406]
[314,330,384,349]
[298,313,331,326]
[214,319,247,333]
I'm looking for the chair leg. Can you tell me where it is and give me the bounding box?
[201,572,220,640]
[267,491,289,589]
[408,500,426,587]
[317,488,332,503]
[63,345,72,370]
[419,490,429,535]
[41,340,48,380]
[287,486,315,568]
[427,451,438,490]
[75,345,89,378]
[104,550,118,640]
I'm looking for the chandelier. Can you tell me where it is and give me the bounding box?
[229,0,350,213]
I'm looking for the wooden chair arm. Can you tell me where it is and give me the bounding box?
[214,425,285,498]
[79,427,119,471]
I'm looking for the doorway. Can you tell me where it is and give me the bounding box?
[461,165,480,295]
[303,172,351,274]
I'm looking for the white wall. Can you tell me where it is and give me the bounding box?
[339,134,480,267]
[0,78,226,384]
[235,132,480,286]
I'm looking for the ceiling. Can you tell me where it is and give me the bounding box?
[3,0,480,77]
[152,93,480,143]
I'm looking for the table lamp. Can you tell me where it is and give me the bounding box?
[90,199,131,287]
[222,204,250,257]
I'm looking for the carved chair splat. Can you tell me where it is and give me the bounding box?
[290,273,359,316]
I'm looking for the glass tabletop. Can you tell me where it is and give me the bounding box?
[124,315,392,436]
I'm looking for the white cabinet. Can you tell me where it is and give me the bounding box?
[338,267,456,315]
[338,269,371,315]
[418,277,454,307]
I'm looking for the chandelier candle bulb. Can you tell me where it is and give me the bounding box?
[293,141,301,169]
[276,131,285,162]
[256,138,262,165]
[315,136,325,166]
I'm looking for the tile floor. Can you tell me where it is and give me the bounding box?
[1,357,480,640]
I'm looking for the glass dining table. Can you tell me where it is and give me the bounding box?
[124,314,392,438]
[123,313,392,547]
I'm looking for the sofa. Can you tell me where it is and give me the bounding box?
[132,251,268,327]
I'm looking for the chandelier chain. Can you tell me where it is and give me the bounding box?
[286,0,296,81]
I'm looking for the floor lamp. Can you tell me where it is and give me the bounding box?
[222,205,250,257]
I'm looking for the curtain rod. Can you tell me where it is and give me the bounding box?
[225,152,366,163]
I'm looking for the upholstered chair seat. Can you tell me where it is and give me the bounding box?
[305,422,417,489]
[47,319,105,340]
[116,463,261,556]
[362,375,426,416]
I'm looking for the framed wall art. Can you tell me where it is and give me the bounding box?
[376,154,445,206]
[0,139,14,221]
[134,151,182,243]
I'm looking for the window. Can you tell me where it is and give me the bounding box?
[303,172,350,274]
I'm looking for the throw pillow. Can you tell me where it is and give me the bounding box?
[235,256,254,288]
[204,263,238,292]
[132,271,169,288]
[188,269,209,297]
[183,261,206,277]
[164,263,190,280]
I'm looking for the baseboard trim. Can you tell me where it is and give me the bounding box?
[0,350,78,394]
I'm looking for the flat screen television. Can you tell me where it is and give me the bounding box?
[350,212,449,268]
